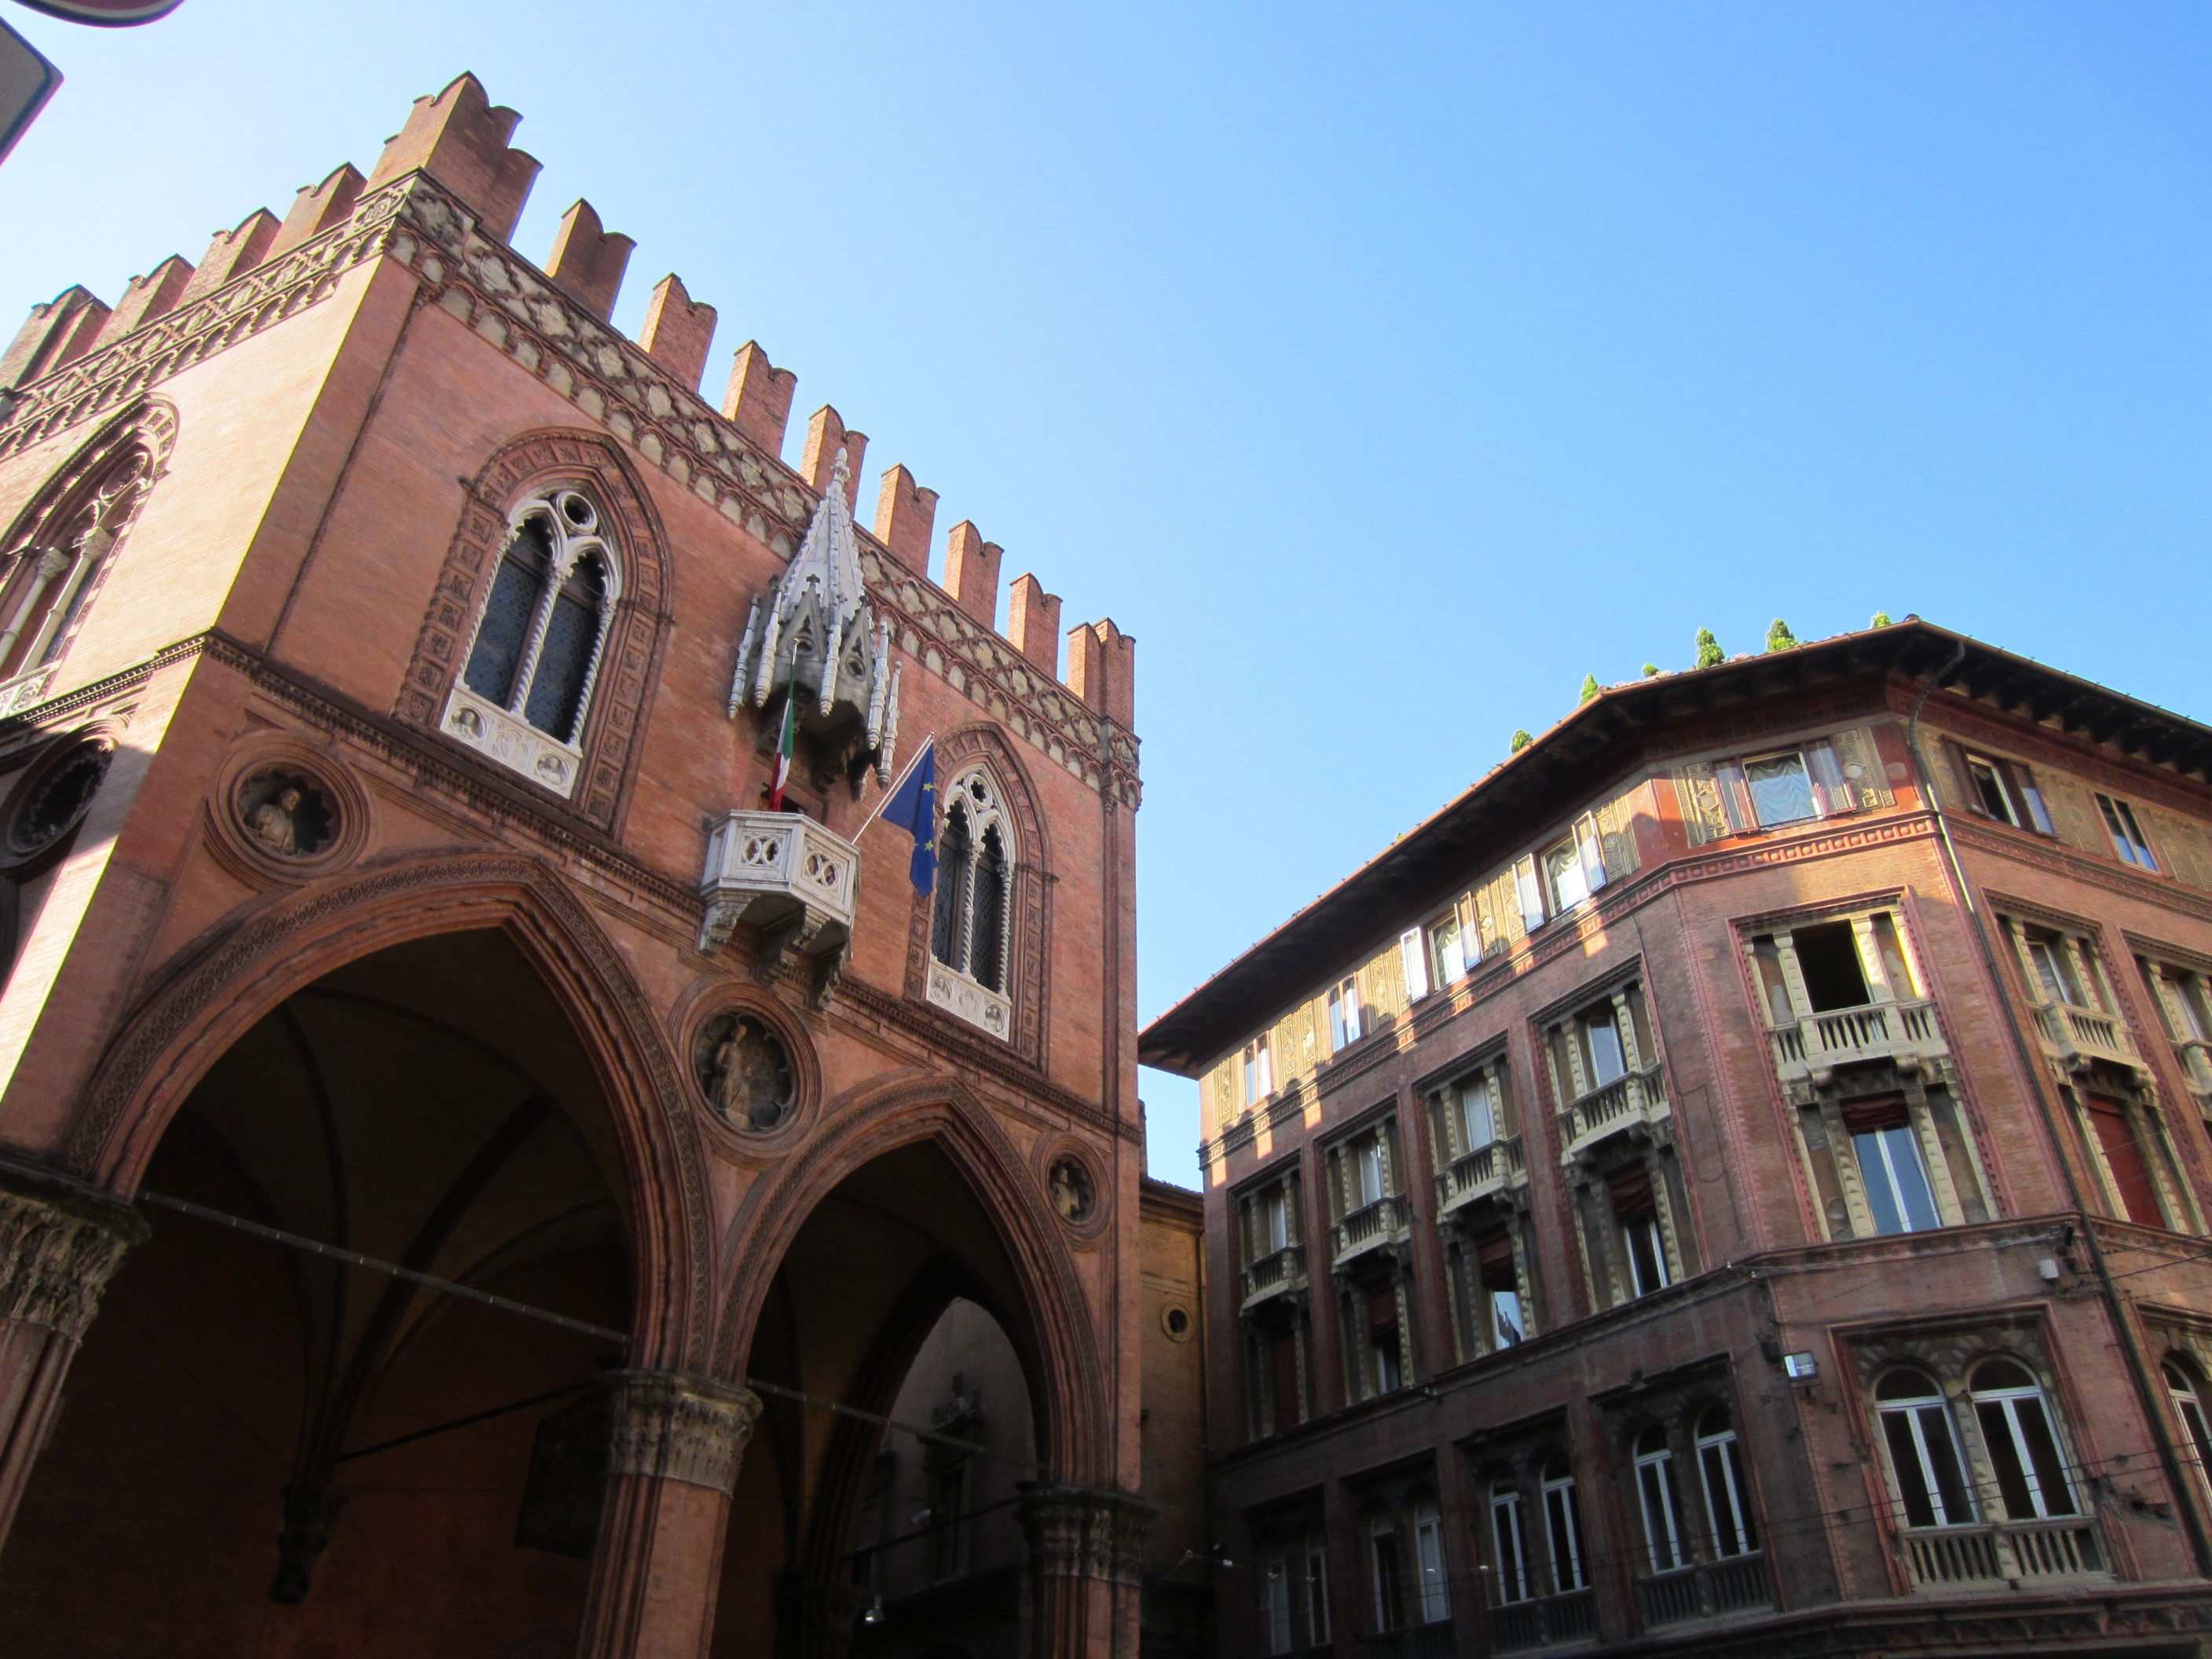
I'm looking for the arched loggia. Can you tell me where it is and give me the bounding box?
[707,1079,1111,1657]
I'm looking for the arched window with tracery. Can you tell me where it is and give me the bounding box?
[444,488,619,797]
[928,769,1015,1032]
[0,445,152,698]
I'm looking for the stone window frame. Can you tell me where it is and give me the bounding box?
[1233,1153,1313,1440]
[1840,1315,2097,1555]
[1737,893,1994,1243]
[2146,1313,2212,1513]
[1460,1416,1584,1613]
[1596,1364,1774,1602]
[1346,1470,1451,1636]
[1322,1101,1419,1405]
[2128,932,2212,1134]
[1994,899,2199,1235]
[0,399,175,716]
[898,725,1053,1066]
[1439,1194,1536,1366]
[398,430,668,831]
[1246,1499,1332,1657]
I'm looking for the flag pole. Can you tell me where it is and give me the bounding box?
[856,739,931,837]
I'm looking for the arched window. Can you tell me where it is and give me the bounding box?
[1875,1368,1976,1529]
[1967,1359,2077,1520]
[0,447,150,687]
[1694,1407,1758,1557]
[2166,1357,2212,1486]
[930,770,1013,994]
[461,491,615,744]
[1540,1453,1588,1592]
[1489,1478,1532,1605]
[1633,1425,1686,1573]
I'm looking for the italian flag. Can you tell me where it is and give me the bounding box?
[768,686,797,810]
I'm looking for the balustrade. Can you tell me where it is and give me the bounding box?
[1899,1519,2102,1588]
[1240,1244,1306,1311]
[2032,1001,2141,1072]
[1634,1555,1771,1627]
[1557,1067,1666,1159]
[1767,996,1946,1081]
[1487,1589,1594,1652]
[696,810,859,964]
[1330,1196,1409,1270]
[1436,1136,1524,1215]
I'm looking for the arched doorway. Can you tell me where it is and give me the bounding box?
[712,1141,1054,1659]
[0,928,634,1655]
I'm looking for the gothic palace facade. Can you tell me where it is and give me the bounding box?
[1143,622,2212,1659]
[0,74,1206,1659]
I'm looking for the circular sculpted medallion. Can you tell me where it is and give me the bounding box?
[696,1012,796,1132]
[235,769,336,859]
[1047,1155,1096,1224]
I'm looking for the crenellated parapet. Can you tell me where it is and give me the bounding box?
[0,71,1141,806]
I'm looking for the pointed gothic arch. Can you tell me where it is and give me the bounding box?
[60,848,714,1364]
[711,1070,1109,1487]
[397,428,673,828]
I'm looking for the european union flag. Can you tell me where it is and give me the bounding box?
[880,741,938,894]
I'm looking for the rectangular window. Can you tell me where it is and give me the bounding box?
[1634,1442,1687,1573]
[1369,1526,1406,1633]
[1514,855,1547,933]
[1879,1390,1976,1529]
[1243,1036,1274,1105]
[1399,926,1430,1001]
[1412,1504,1448,1624]
[1541,1468,1588,1593]
[1474,1226,1524,1347]
[1264,1552,1294,1654]
[1328,977,1363,1053]
[1370,1286,1404,1395]
[1610,1164,1672,1296]
[1304,1536,1331,1646]
[2021,928,2089,1008]
[1581,1005,1628,1086]
[1262,1185,1291,1253]
[1456,1071,1499,1152]
[1430,911,1470,985]
[1743,751,1818,827]
[1351,1135,1387,1207]
[2098,793,2160,870]
[1844,1097,1941,1234]
[1793,920,1873,1012]
[1489,1485,1532,1604]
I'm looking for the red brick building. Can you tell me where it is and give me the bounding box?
[1142,622,2212,1658]
[0,72,1190,1659]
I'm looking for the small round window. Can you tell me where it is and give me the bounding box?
[1162,1306,1195,1342]
[9,741,110,859]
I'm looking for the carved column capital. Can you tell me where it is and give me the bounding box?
[602,1369,760,1496]
[0,1157,148,1342]
[1019,1482,1155,1586]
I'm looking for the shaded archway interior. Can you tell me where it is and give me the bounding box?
[0,928,633,1657]
[715,1142,1046,1658]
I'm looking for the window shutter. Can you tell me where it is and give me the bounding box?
[1839,1094,1910,1135]
[2016,766,2056,837]
[1606,1162,1656,1221]
[1576,815,1608,892]
[1938,740,1979,814]
[1474,1226,1518,1288]
[1400,928,1429,1001]
[1806,741,1850,816]
[1514,856,1547,933]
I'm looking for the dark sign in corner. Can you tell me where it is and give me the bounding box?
[0,18,60,168]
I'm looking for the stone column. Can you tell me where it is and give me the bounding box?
[1019,1483,1154,1659]
[578,1369,761,1659]
[0,1156,147,1554]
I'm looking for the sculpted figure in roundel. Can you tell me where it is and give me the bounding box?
[235,770,335,859]
[696,1013,796,1131]
[1048,1155,1095,1223]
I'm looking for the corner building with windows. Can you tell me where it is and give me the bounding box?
[0,75,1207,1659]
[1142,621,2212,1659]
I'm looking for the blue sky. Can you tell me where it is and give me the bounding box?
[5,3,2210,1190]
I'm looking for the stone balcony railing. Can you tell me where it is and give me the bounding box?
[697,811,859,975]
[1768,996,1947,1083]
[1558,1067,1667,1162]
[1240,1244,1306,1313]
[1898,1518,2104,1589]
[1635,1555,1771,1627]
[1331,1195,1410,1272]
[1436,1136,1525,1218]
[1488,1588,1595,1653]
[2033,1000,2141,1075]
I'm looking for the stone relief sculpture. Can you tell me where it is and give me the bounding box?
[1048,1155,1094,1223]
[694,1013,796,1131]
[235,770,335,859]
